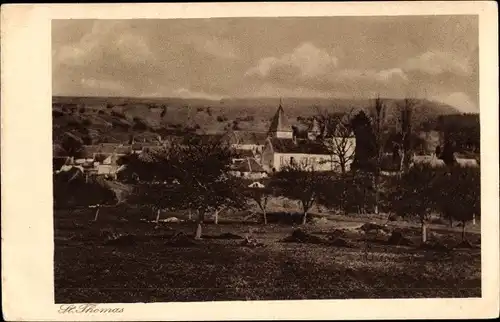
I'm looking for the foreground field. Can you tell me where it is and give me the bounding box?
[54,208,481,303]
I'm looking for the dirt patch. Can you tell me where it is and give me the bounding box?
[387,231,413,246]
[388,214,403,222]
[240,236,265,248]
[419,241,450,252]
[328,238,353,248]
[165,232,197,247]
[454,240,477,249]
[310,217,333,227]
[328,229,348,239]
[204,233,244,240]
[266,212,321,225]
[282,229,325,244]
[104,234,138,247]
[359,222,386,232]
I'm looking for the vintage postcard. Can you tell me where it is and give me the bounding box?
[1,2,499,321]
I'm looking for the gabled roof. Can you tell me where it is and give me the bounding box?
[234,149,254,158]
[82,144,132,158]
[231,158,266,173]
[230,131,268,145]
[308,118,321,134]
[412,155,446,168]
[269,138,330,155]
[268,102,292,134]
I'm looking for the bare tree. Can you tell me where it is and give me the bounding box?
[398,98,415,175]
[315,108,355,174]
[327,113,355,174]
[371,96,387,215]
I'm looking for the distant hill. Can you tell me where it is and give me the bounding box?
[52,95,461,146]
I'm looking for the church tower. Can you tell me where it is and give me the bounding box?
[267,98,293,139]
[308,117,321,140]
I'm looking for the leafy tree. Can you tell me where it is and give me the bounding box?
[126,134,245,238]
[440,166,480,241]
[169,135,246,237]
[53,171,117,220]
[351,110,377,172]
[245,179,272,224]
[272,160,326,225]
[317,173,349,214]
[391,164,442,243]
[128,182,183,223]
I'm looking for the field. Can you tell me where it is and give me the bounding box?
[54,206,481,303]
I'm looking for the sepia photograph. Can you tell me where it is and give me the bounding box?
[52,15,482,303]
[1,2,498,321]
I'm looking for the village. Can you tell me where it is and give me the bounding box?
[53,101,478,187]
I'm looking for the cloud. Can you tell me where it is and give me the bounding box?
[404,51,471,76]
[245,42,338,78]
[114,33,153,63]
[252,82,342,98]
[53,21,154,67]
[335,68,408,83]
[173,87,224,100]
[245,43,409,97]
[80,77,125,92]
[183,35,238,60]
[432,92,478,113]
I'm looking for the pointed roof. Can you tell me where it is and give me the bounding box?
[308,118,321,134]
[268,99,292,134]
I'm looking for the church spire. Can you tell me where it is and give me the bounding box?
[268,98,293,139]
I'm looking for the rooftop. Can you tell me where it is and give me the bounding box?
[230,131,268,145]
[231,157,266,173]
[268,101,292,135]
[269,138,330,155]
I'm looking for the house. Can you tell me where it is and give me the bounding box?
[455,156,479,168]
[232,149,255,163]
[227,130,268,153]
[229,157,268,180]
[261,102,335,172]
[82,144,132,161]
[411,154,446,168]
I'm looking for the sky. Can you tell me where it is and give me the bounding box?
[52,16,479,113]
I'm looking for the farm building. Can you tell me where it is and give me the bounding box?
[411,154,447,168]
[226,130,267,153]
[229,157,268,180]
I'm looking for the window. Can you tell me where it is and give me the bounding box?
[290,157,295,165]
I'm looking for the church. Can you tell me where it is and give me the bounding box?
[261,101,356,173]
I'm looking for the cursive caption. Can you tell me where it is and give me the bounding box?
[59,304,124,314]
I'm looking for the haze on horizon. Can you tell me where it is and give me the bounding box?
[52,16,479,113]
